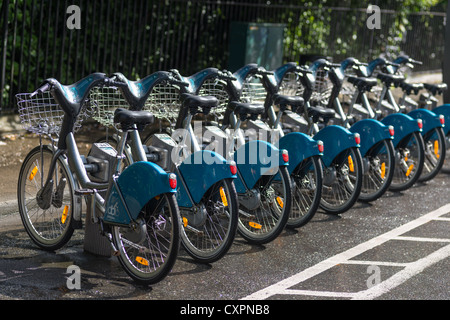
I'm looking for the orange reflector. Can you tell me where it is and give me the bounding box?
[61,205,69,224]
[276,196,284,208]
[348,156,354,172]
[406,164,414,177]
[29,166,38,181]
[434,141,440,158]
[381,162,386,179]
[136,256,149,266]
[220,187,228,207]
[182,217,188,228]
[249,221,262,229]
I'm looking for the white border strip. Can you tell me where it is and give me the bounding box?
[241,203,450,300]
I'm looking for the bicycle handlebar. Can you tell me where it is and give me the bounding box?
[30,83,51,97]
[218,70,237,81]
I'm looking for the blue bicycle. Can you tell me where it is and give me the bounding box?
[151,68,293,243]
[90,71,239,264]
[16,74,180,284]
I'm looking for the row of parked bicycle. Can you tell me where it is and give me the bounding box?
[15,54,449,285]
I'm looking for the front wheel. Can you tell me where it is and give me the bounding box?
[180,178,238,264]
[320,147,363,214]
[112,193,180,285]
[18,145,75,251]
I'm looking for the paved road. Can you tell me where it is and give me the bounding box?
[1,171,449,302]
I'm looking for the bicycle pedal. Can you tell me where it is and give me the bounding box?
[74,188,95,196]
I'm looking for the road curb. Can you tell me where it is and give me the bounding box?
[0,199,18,216]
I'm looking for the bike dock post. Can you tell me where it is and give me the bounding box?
[83,197,112,257]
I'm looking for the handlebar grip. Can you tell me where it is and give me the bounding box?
[386,61,400,68]
[169,78,190,87]
[411,59,423,65]
[30,83,51,97]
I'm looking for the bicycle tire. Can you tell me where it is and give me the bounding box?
[440,131,450,173]
[112,193,180,285]
[17,145,75,251]
[237,166,292,244]
[180,178,238,263]
[287,155,322,228]
[320,147,363,214]
[389,131,425,191]
[359,139,395,202]
[419,127,446,182]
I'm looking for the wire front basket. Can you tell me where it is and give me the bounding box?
[144,82,181,124]
[89,86,128,127]
[198,78,229,120]
[16,91,86,135]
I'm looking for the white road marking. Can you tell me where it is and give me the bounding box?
[241,203,450,300]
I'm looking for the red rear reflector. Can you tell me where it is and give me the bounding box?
[282,150,289,163]
[417,119,423,129]
[230,161,237,175]
[439,115,445,125]
[169,173,177,189]
[388,125,395,137]
[354,133,361,145]
[318,141,324,153]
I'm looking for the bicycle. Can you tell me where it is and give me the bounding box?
[16,73,180,285]
[231,63,362,215]
[346,57,445,183]
[168,67,295,241]
[89,71,239,263]
[182,67,324,228]
[291,58,396,202]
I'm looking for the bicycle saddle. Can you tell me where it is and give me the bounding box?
[46,73,107,116]
[400,82,424,95]
[114,108,154,131]
[377,73,405,87]
[180,93,218,115]
[272,94,304,112]
[112,71,172,110]
[347,76,378,92]
[424,83,448,95]
[229,101,264,120]
[307,106,336,123]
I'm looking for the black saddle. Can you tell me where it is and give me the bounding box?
[424,83,447,95]
[114,108,154,131]
[180,93,218,115]
[347,76,378,92]
[377,73,405,87]
[229,101,264,120]
[307,106,336,123]
[272,94,305,112]
[399,82,424,95]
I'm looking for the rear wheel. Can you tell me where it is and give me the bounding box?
[390,132,425,191]
[112,193,180,285]
[419,127,446,181]
[320,147,363,214]
[359,139,395,202]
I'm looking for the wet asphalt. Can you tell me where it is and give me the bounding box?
[1,170,449,301]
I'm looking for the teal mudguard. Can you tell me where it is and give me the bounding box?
[103,161,176,226]
[313,125,359,167]
[232,140,289,193]
[276,132,322,175]
[349,119,393,157]
[176,150,237,208]
[408,108,444,136]
[433,104,450,135]
[381,113,422,148]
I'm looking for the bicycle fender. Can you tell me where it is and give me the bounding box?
[276,132,322,175]
[313,125,359,167]
[233,140,288,193]
[408,108,444,136]
[103,161,176,226]
[176,150,236,207]
[349,119,392,157]
[381,113,422,148]
[432,104,450,135]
